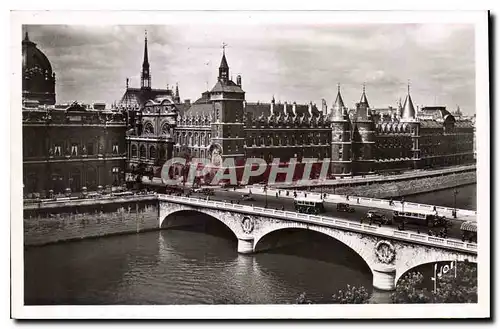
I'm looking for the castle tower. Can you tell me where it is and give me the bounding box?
[352,84,376,175]
[330,84,352,176]
[209,46,246,164]
[141,31,151,89]
[400,82,421,168]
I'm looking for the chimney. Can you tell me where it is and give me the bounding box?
[270,99,274,117]
[292,102,297,116]
[284,102,288,116]
[236,75,242,87]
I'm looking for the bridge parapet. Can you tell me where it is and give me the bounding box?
[158,194,477,255]
[239,186,477,220]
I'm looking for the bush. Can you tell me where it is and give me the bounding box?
[392,261,477,303]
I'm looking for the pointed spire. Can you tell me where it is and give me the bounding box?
[141,30,151,89]
[359,82,369,107]
[402,80,416,120]
[218,42,229,83]
[220,42,229,69]
[333,83,345,110]
[143,30,149,67]
[175,83,179,97]
[24,31,30,41]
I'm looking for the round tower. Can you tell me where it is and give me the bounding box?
[352,84,376,175]
[329,84,352,176]
[400,82,421,169]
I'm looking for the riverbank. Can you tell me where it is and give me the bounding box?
[309,167,476,199]
[23,194,159,247]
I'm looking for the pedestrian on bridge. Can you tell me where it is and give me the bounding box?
[276,192,278,198]
[357,198,360,204]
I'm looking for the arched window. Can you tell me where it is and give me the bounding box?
[144,122,154,135]
[149,146,157,159]
[131,144,138,157]
[139,145,146,158]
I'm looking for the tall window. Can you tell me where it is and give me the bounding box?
[54,144,62,156]
[131,144,138,157]
[139,145,146,158]
[112,143,119,154]
[86,142,94,156]
[112,167,120,186]
[149,146,156,159]
[71,143,78,156]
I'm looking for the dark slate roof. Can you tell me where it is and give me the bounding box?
[193,91,211,104]
[210,80,244,93]
[184,103,213,116]
[245,102,321,119]
[119,87,174,108]
[175,103,191,116]
[419,120,443,129]
[418,106,453,121]
[455,120,474,129]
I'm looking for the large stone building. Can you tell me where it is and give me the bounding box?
[121,34,475,181]
[22,33,127,198]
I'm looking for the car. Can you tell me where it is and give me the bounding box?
[241,194,255,201]
[366,210,392,225]
[336,203,355,213]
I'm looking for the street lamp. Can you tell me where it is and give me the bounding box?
[264,185,268,208]
[453,189,459,218]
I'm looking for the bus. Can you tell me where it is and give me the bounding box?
[460,221,477,242]
[294,196,325,215]
[393,210,448,228]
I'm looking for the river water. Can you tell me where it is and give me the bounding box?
[24,184,476,305]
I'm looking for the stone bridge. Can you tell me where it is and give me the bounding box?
[158,194,477,291]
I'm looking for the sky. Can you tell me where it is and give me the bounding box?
[22,24,476,115]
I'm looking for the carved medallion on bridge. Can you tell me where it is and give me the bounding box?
[241,216,255,234]
[375,240,396,264]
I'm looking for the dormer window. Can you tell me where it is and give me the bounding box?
[71,144,78,156]
[54,145,62,156]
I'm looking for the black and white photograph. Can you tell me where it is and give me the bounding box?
[10,10,490,319]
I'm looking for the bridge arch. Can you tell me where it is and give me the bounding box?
[160,207,239,241]
[395,252,477,283]
[253,223,378,275]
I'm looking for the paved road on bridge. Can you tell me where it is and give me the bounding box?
[169,187,471,242]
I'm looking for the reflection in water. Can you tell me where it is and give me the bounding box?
[25,222,373,304]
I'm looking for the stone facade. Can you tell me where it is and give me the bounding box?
[22,102,127,197]
[119,34,475,179]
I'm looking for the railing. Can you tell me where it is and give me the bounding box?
[159,194,477,254]
[245,186,477,218]
[24,192,158,210]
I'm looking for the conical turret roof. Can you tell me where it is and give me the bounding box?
[359,84,369,108]
[402,84,416,120]
[333,84,345,109]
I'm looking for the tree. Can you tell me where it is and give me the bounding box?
[331,284,370,304]
[392,261,477,303]
[296,285,370,304]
